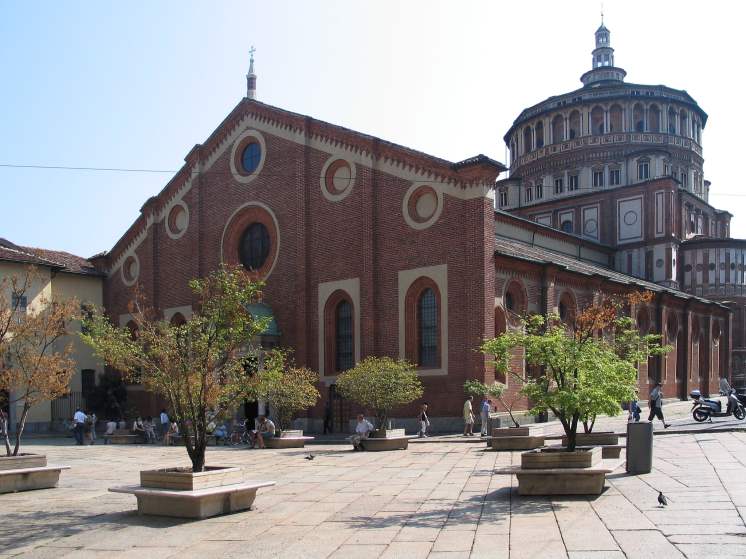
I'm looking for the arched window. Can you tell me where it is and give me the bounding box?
[668,107,677,134]
[535,121,544,149]
[523,127,533,154]
[504,280,527,316]
[170,312,187,326]
[558,291,577,325]
[569,111,580,139]
[239,222,270,271]
[649,105,661,132]
[405,278,441,368]
[335,300,354,372]
[609,104,623,132]
[324,290,355,374]
[552,115,564,143]
[418,289,438,368]
[680,110,689,138]
[637,158,650,180]
[591,106,604,135]
[633,103,645,132]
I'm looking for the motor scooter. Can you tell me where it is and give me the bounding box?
[690,389,745,422]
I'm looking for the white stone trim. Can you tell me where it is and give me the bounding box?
[318,278,361,383]
[164,201,190,240]
[163,305,193,323]
[219,201,281,280]
[229,129,267,184]
[120,253,140,287]
[320,155,356,202]
[402,182,444,230]
[398,264,448,376]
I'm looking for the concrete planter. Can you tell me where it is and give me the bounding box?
[0,454,69,494]
[264,430,315,449]
[0,453,47,471]
[140,466,243,491]
[516,468,610,496]
[111,466,276,518]
[521,446,602,469]
[370,428,406,439]
[491,435,545,451]
[561,432,619,446]
[492,427,531,438]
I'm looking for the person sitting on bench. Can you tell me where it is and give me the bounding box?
[349,414,374,451]
[250,416,275,449]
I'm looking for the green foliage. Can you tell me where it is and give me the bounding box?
[463,379,505,400]
[481,310,668,451]
[336,356,423,429]
[81,265,271,471]
[259,350,320,431]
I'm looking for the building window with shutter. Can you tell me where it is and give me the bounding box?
[638,160,650,180]
[609,168,621,186]
[554,177,564,194]
[593,169,604,187]
[568,174,579,191]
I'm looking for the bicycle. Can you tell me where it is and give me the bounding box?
[229,427,251,446]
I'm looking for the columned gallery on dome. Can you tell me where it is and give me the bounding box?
[92,25,738,429]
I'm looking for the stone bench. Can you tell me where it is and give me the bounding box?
[360,436,413,451]
[109,480,276,519]
[264,436,315,449]
[514,467,612,496]
[0,465,70,494]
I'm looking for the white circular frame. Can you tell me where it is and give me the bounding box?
[165,200,190,240]
[229,129,267,184]
[320,156,356,202]
[402,182,444,230]
[220,201,281,280]
[120,253,140,287]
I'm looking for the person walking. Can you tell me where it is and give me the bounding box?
[72,408,86,445]
[648,382,671,428]
[159,409,169,441]
[480,398,491,436]
[87,411,97,444]
[418,403,430,438]
[463,396,475,436]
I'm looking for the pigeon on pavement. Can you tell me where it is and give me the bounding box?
[305,454,315,461]
[658,491,668,507]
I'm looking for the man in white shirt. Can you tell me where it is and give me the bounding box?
[350,414,374,451]
[73,408,86,445]
[103,419,117,444]
[252,416,276,449]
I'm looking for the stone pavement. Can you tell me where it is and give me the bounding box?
[2,432,746,558]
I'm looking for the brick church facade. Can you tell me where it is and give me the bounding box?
[91,27,734,429]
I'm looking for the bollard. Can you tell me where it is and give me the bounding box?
[626,421,653,474]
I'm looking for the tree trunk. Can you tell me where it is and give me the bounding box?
[582,415,596,434]
[1,415,11,457]
[12,402,30,456]
[566,413,580,452]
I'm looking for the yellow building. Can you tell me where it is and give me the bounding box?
[0,238,103,433]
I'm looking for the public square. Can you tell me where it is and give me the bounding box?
[3,413,746,559]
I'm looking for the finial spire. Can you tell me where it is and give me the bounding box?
[601,2,604,25]
[246,46,257,100]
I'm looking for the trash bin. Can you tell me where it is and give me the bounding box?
[626,421,653,474]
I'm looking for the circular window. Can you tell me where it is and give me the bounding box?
[623,210,638,226]
[584,219,598,235]
[684,264,692,272]
[241,143,261,174]
[121,254,139,286]
[321,157,356,201]
[166,202,189,239]
[403,183,443,230]
[696,263,704,272]
[719,262,726,270]
[229,130,266,184]
[708,263,716,271]
[731,263,737,270]
[239,223,270,272]
[656,258,664,269]
[221,202,279,279]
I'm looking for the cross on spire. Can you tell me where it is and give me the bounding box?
[246,46,257,99]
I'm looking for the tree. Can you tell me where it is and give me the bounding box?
[336,356,423,430]
[259,351,320,432]
[481,292,668,451]
[85,371,128,420]
[82,265,273,472]
[0,266,79,456]
[463,379,520,428]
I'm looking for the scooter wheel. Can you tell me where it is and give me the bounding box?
[735,407,746,421]
[693,409,709,422]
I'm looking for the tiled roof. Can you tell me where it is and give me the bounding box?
[494,237,729,308]
[0,238,102,276]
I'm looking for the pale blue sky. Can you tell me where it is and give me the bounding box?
[1,0,744,257]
